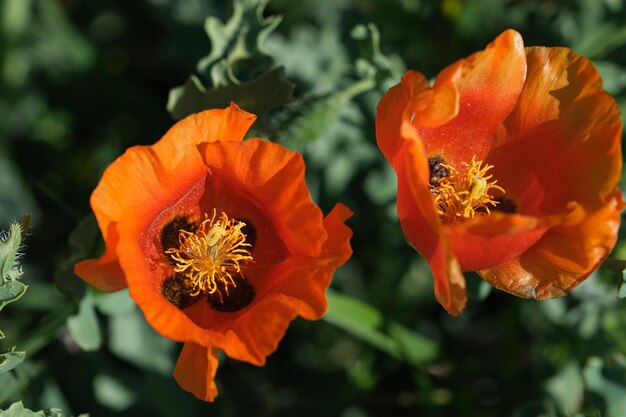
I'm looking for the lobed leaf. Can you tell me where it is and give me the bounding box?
[0,351,26,375]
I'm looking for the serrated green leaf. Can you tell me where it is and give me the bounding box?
[198,0,281,85]
[0,401,64,417]
[168,0,291,119]
[168,67,294,120]
[0,281,27,311]
[0,351,25,375]
[66,292,101,352]
[0,222,23,283]
[350,23,404,89]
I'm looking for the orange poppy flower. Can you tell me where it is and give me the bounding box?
[376,29,623,315]
[74,103,353,401]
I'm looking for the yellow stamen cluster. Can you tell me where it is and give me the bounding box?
[165,210,253,300]
[430,156,504,224]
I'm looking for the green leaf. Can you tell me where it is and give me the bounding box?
[0,401,65,417]
[93,288,134,316]
[0,372,20,405]
[66,291,101,352]
[350,23,404,89]
[198,0,281,85]
[0,351,25,375]
[53,215,100,299]
[0,281,28,312]
[167,67,294,120]
[617,271,626,299]
[574,22,626,60]
[0,155,40,223]
[582,357,626,417]
[544,361,584,415]
[0,222,23,283]
[167,0,292,119]
[93,374,136,412]
[108,305,175,375]
[324,289,438,366]
[387,322,438,366]
[274,78,375,150]
[595,61,626,95]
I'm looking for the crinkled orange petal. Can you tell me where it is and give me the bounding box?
[74,104,256,295]
[446,213,548,271]
[173,342,219,402]
[377,67,461,162]
[476,45,624,298]
[207,204,352,364]
[415,29,527,164]
[270,203,354,320]
[480,191,624,298]
[200,138,326,258]
[74,222,127,292]
[490,46,622,216]
[404,66,461,129]
[395,122,466,315]
[217,297,298,365]
[376,75,408,161]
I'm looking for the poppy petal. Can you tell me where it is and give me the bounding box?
[446,213,548,271]
[173,342,219,402]
[218,297,298,365]
[479,191,624,299]
[74,222,127,292]
[271,203,354,320]
[490,46,622,216]
[200,138,326,258]
[415,29,527,164]
[210,205,351,363]
[75,105,257,294]
[395,122,467,315]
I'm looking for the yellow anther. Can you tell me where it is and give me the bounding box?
[430,156,504,223]
[165,210,253,300]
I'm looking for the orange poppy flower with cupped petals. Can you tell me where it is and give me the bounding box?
[74,103,353,401]
[376,29,623,316]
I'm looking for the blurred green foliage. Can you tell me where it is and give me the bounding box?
[1,0,626,416]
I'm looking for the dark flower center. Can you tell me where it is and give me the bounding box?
[159,211,256,313]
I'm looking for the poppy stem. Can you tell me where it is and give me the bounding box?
[601,257,626,273]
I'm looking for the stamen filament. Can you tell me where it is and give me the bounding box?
[165,210,253,300]
[430,156,505,223]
